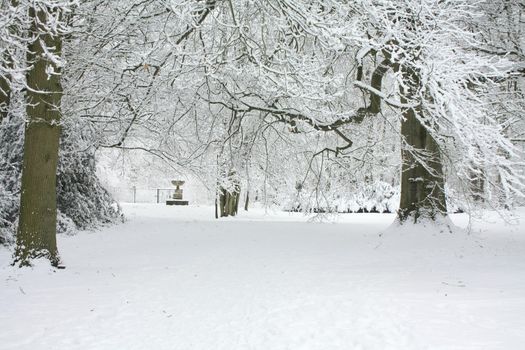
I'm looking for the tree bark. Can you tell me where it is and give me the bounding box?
[15,5,63,266]
[398,68,447,223]
[244,191,249,211]
[219,189,240,217]
[217,169,241,217]
[0,70,9,122]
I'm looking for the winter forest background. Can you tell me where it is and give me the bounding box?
[1,1,525,349]
[2,0,524,262]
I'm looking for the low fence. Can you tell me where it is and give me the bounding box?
[106,187,176,204]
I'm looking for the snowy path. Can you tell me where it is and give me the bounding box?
[1,204,525,350]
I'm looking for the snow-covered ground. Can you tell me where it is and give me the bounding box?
[1,204,525,350]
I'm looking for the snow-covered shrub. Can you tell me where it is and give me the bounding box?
[0,111,121,245]
[285,179,399,214]
[344,181,399,213]
[0,109,24,244]
[57,132,122,231]
[56,210,78,236]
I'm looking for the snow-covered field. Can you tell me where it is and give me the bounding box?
[1,204,525,350]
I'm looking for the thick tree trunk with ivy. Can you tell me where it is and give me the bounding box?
[0,61,12,245]
[398,68,447,223]
[0,73,9,122]
[219,187,241,217]
[218,169,241,217]
[15,6,63,266]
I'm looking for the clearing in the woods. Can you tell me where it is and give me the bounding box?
[1,204,524,350]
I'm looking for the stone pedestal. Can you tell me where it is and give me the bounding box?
[166,200,189,206]
[166,180,189,206]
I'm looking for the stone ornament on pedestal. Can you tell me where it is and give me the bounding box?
[166,180,189,206]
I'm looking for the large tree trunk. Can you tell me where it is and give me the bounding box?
[219,187,241,217]
[0,33,10,122]
[218,169,241,217]
[15,6,63,266]
[0,54,11,246]
[398,68,447,223]
[0,71,9,122]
